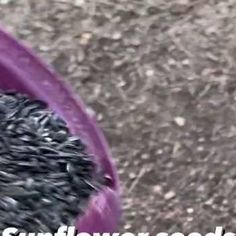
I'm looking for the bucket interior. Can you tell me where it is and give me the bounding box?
[0,62,33,95]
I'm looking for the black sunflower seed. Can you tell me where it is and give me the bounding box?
[0,91,105,233]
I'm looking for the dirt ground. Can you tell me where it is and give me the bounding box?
[2,0,236,234]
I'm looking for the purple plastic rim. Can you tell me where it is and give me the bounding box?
[0,28,121,232]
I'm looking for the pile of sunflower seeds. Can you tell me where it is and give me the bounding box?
[0,91,104,232]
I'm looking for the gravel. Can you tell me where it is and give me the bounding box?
[1,0,236,234]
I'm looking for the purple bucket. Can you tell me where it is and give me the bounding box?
[0,28,121,232]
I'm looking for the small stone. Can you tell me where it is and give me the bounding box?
[129,105,136,111]
[197,146,204,152]
[117,122,123,128]
[74,0,85,6]
[152,185,163,195]
[157,149,163,155]
[123,161,129,168]
[86,107,96,119]
[146,69,154,77]
[166,162,174,168]
[113,60,124,68]
[124,223,132,230]
[117,80,126,88]
[187,208,194,214]
[174,116,186,127]
[187,76,195,81]
[118,169,125,175]
[0,0,11,4]
[130,38,141,46]
[145,215,152,221]
[164,191,176,200]
[187,217,193,222]
[129,172,136,180]
[112,32,122,40]
[205,198,214,206]
[197,185,205,192]
[39,45,51,52]
[79,32,92,45]
[223,199,228,205]
[168,58,177,66]
[141,153,149,160]
[198,137,205,143]
[182,59,190,66]
[97,113,103,121]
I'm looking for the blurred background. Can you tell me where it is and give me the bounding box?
[1,0,236,234]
